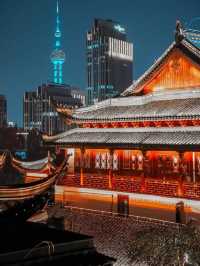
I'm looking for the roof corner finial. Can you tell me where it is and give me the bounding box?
[175,19,184,43]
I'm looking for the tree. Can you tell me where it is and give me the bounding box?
[128,221,200,266]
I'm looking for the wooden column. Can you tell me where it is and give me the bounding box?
[140,150,147,193]
[108,149,114,189]
[177,151,184,197]
[192,152,196,183]
[80,147,85,186]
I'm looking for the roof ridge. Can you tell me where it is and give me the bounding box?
[60,126,200,134]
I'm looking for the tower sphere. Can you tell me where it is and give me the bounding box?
[51,50,66,63]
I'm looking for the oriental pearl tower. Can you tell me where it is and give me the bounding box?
[50,1,65,84]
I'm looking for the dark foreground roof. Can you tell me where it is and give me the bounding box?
[0,221,115,266]
[46,127,200,150]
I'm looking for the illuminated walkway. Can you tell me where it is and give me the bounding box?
[55,183,200,222]
[48,205,180,266]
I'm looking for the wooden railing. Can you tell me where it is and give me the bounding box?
[58,173,200,200]
[62,205,182,229]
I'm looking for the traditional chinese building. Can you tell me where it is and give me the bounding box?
[45,23,200,217]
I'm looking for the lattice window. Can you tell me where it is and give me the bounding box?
[113,153,118,170]
[95,153,101,169]
[101,153,107,169]
[107,153,111,169]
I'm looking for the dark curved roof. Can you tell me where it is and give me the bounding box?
[0,152,24,185]
[47,127,200,150]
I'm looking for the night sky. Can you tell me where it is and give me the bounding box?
[0,0,200,126]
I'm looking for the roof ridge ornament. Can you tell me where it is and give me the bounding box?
[175,20,184,43]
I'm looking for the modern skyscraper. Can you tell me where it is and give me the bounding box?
[50,1,65,84]
[0,95,7,128]
[184,18,200,48]
[86,19,133,105]
[23,83,84,135]
[184,29,200,48]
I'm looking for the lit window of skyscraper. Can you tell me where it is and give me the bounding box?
[86,19,133,105]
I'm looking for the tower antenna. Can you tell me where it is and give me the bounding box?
[50,0,66,84]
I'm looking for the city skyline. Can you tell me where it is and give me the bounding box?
[0,0,200,125]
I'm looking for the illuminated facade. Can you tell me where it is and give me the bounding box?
[0,95,7,128]
[45,24,200,216]
[86,19,133,105]
[50,1,65,84]
[184,18,200,48]
[185,29,200,48]
[23,83,83,135]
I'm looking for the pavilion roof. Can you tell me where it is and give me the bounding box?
[56,91,200,122]
[12,154,53,170]
[0,153,69,200]
[45,127,200,150]
[0,152,55,186]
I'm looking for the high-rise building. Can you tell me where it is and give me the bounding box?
[183,18,200,48]
[23,83,84,135]
[86,19,133,105]
[71,88,86,106]
[50,1,65,84]
[184,29,200,48]
[0,95,7,128]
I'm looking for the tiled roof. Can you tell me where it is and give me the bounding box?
[48,127,200,147]
[71,97,200,121]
